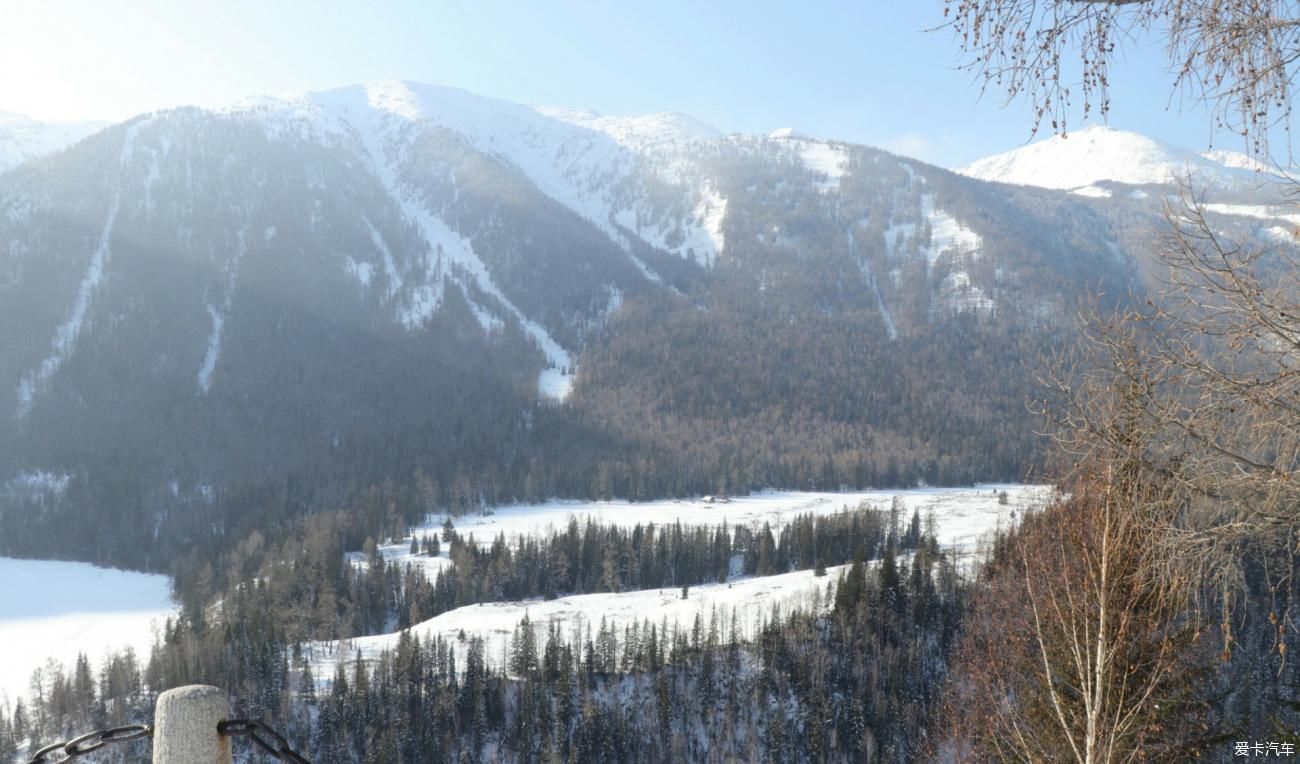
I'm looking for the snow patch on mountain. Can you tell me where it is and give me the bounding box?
[770,131,848,192]
[197,230,245,394]
[800,142,848,191]
[690,189,727,264]
[17,197,120,417]
[848,223,898,340]
[363,217,402,299]
[345,256,374,288]
[467,297,505,333]
[197,305,225,393]
[938,271,995,315]
[923,196,981,269]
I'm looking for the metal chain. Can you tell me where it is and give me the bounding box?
[218,719,311,763]
[25,724,152,763]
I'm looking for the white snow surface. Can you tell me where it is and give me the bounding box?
[0,558,175,705]
[798,141,848,192]
[938,271,996,314]
[16,197,120,417]
[197,231,246,394]
[320,485,1048,678]
[1200,148,1295,175]
[312,564,850,681]
[769,131,848,192]
[1203,202,1300,227]
[923,196,982,268]
[1073,185,1112,198]
[960,124,1271,192]
[414,484,1045,556]
[197,304,225,393]
[345,256,375,288]
[537,367,574,401]
[0,112,106,173]
[534,107,722,151]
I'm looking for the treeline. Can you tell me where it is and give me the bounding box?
[172,496,922,646]
[1,527,961,763]
[439,501,914,595]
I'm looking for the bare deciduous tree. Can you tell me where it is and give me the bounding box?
[942,362,1214,762]
[943,0,1300,156]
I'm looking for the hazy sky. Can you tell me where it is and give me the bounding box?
[0,1,1247,167]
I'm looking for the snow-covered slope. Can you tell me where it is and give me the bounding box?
[364,484,1049,566]
[0,112,106,173]
[310,564,844,682]
[535,107,722,151]
[960,124,1269,193]
[316,485,1050,678]
[232,82,726,269]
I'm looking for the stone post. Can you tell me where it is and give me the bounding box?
[152,684,232,763]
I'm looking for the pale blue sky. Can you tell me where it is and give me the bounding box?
[0,1,1246,167]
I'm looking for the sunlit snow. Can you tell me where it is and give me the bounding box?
[960,124,1272,191]
[317,485,1049,678]
[0,559,175,704]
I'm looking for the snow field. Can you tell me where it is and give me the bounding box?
[360,484,1049,570]
[328,485,1051,679]
[308,563,848,684]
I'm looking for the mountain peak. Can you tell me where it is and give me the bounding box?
[0,113,107,173]
[959,124,1268,192]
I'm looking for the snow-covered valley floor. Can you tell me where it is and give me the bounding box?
[324,484,1052,678]
[0,558,175,705]
[0,486,1051,704]
[309,563,851,679]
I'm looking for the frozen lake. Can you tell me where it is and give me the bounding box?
[0,557,175,705]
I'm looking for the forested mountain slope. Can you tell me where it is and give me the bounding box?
[0,81,1275,571]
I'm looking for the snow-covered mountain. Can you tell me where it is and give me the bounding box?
[0,111,106,173]
[0,81,1196,570]
[534,106,723,150]
[959,124,1276,195]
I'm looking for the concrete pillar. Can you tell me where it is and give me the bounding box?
[152,684,232,764]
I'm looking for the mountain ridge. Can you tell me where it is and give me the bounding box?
[0,80,1268,574]
[958,123,1282,194]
